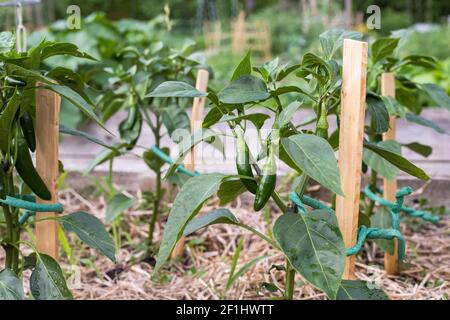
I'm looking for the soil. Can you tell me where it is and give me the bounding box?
[64,187,450,300]
[1,186,448,300]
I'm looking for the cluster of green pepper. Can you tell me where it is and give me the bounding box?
[235,128,278,211]
[2,76,51,201]
[118,94,142,150]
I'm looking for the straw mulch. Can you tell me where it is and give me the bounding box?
[1,187,449,300]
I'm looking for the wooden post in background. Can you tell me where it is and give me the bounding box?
[381,73,399,275]
[232,11,246,55]
[35,86,60,259]
[335,39,368,280]
[171,69,209,259]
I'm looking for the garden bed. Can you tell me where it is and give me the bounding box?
[13,186,446,300]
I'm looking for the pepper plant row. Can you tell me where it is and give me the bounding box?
[146,29,449,300]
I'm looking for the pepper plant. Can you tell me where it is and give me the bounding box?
[89,40,209,251]
[29,11,173,129]
[0,32,115,300]
[356,35,450,253]
[145,29,430,299]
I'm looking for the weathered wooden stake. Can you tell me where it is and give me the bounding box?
[171,69,210,259]
[336,39,368,280]
[381,72,399,275]
[35,86,60,259]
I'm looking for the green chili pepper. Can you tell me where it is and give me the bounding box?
[14,134,51,201]
[5,76,27,87]
[253,143,277,211]
[119,105,142,149]
[236,128,257,194]
[20,111,36,152]
[316,103,329,139]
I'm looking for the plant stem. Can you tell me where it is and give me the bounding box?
[285,262,295,299]
[148,114,162,251]
[285,173,310,300]
[366,169,378,217]
[271,191,287,213]
[2,202,13,269]
[237,223,280,250]
[2,171,20,273]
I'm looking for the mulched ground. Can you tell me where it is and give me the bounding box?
[2,187,449,300]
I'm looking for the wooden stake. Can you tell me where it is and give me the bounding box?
[381,72,399,275]
[35,85,61,259]
[171,69,210,259]
[335,39,368,280]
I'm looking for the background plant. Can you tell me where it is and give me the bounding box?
[88,40,210,254]
[0,32,115,300]
[143,31,385,299]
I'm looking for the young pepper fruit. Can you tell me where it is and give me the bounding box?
[253,138,277,211]
[14,134,51,200]
[20,111,36,152]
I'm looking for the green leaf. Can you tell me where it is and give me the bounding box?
[218,75,270,104]
[86,147,121,173]
[165,129,223,178]
[146,81,206,98]
[319,29,362,60]
[60,212,117,262]
[281,134,343,195]
[0,89,20,152]
[218,113,270,130]
[363,140,429,180]
[337,280,389,300]
[40,42,96,61]
[0,269,24,300]
[420,83,450,110]
[167,172,191,187]
[402,142,432,158]
[370,207,395,255]
[202,106,223,128]
[226,237,244,292]
[144,147,170,171]
[30,253,73,300]
[405,112,447,134]
[275,63,301,81]
[381,96,406,118]
[231,50,252,81]
[371,38,399,64]
[46,84,107,132]
[59,125,114,149]
[162,104,191,137]
[47,66,93,104]
[256,58,279,81]
[155,173,226,272]
[366,94,390,134]
[6,63,53,83]
[217,179,247,205]
[363,140,401,181]
[183,208,239,236]
[399,55,437,69]
[300,53,332,85]
[271,85,309,98]
[274,211,346,299]
[275,101,302,129]
[0,32,15,53]
[105,193,136,224]
[202,107,223,129]
[226,255,267,292]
